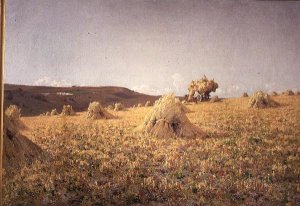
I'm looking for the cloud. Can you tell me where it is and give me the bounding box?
[131,84,161,95]
[34,76,72,87]
[132,84,173,95]
[171,73,185,90]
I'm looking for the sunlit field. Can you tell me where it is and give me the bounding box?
[4,96,300,205]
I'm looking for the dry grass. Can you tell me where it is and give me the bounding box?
[3,96,300,205]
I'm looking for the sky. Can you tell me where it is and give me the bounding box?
[4,0,300,97]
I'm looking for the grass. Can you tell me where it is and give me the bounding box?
[3,95,300,205]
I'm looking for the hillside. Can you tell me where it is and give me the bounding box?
[4,84,160,116]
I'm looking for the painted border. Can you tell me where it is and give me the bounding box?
[0,0,5,205]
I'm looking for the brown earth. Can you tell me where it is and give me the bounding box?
[4,84,160,116]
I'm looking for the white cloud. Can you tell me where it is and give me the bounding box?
[132,84,161,95]
[215,88,223,95]
[171,73,185,90]
[34,76,72,87]
[226,85,240,93]
[132,84,174,95]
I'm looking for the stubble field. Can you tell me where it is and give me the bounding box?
[4,96,300,205]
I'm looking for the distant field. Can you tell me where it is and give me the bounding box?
[4,96,300,205]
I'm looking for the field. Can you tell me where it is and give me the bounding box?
[3,96,300,205]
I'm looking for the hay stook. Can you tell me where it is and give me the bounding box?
[138,94,206,138]
[87,101,114,120]
[248,91,279,109]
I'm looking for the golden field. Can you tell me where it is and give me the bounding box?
[3,95,300,205]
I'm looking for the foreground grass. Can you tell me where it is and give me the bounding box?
[4,96,300,205]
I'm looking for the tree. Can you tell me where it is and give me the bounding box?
[187,75,218,102]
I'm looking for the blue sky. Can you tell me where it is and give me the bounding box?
[4,0,300,97]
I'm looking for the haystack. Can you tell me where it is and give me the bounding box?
[210,96,221,102]
[51,109,58,116]
[61,105,75,116]
[5,105,21,123]
[271,91,278,96]
[106,105,114,110]
[283,90,295,96]
[175,98,191,113]
[138,94,206,138]
[3,114,42,170]
[87,101,114,120]
[145,101,151,107]
[248,91,279,108]
[114,103,124,111]
[242,92,249,97]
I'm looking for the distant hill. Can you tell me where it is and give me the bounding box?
[4,84,160,116]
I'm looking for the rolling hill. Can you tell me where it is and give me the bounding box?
[4,84,160,116]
